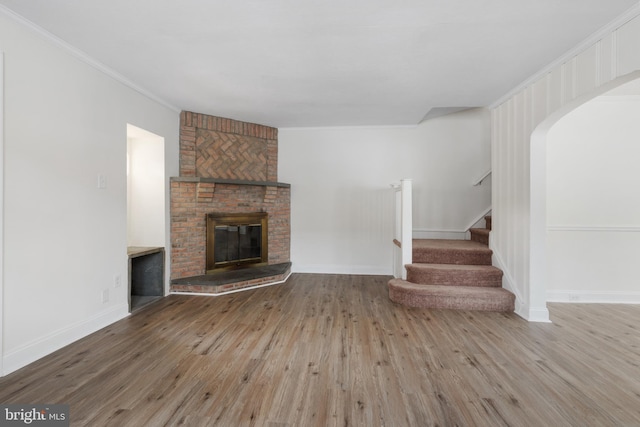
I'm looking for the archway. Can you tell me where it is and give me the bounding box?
[529,71,640,317]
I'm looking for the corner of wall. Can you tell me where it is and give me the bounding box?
[491,243,550,322]
[526,307,552,323]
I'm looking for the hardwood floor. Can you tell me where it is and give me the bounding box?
[1,273,640,426]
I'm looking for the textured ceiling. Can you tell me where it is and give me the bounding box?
[1,0,638,127]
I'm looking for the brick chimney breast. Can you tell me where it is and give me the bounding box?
[171,112,290,279]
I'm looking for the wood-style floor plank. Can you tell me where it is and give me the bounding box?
[1,273,640,426]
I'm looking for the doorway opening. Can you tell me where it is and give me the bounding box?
[126,124,166,312]
[529,71,640,314]
[545,78,640,302]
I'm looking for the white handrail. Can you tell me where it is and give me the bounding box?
[473,170,491,186]
[392,179,412,279]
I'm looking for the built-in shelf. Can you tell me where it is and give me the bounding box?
[128,246,164,258]
[128,246,164,312]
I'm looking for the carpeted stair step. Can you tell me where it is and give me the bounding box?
[413,239,492,265]
[485,215,492,230]
[388,279,515,312]
[406,263,503,287]
[469,228,490,245]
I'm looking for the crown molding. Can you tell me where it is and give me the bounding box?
[0,5,180,113]
[490,2,640,109]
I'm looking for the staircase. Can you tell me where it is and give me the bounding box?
[388,216,515,312]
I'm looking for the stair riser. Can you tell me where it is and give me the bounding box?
[412,250,492,266]
[391,230,514,313]
[388,287,515,312]
[470,232,489,245]
[406,270,502,287]
[388,279,515,312]
[485,216,492,230]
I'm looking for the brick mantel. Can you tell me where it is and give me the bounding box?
[171,112,290,279]
[171,177,290,188]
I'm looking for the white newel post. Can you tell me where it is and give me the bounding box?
[400,179,412,279]
[392,178,412,279]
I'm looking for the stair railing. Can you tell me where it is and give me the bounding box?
[473,170,491,186]
[391,178,412,279]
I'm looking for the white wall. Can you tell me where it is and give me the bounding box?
[1,52,5,377]
[490,6,640,321]
[279,108,492,275]
[546,97,640,302]
[127,126,166,248]
[0,12,179,375]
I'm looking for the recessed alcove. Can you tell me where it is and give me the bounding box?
[127,124,166,311]
[128,246,164,311]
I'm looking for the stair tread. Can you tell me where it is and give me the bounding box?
[413,239,492,265]
[390,279,511,295]
[388,278,515,312]
[413,239,491,251]
[405,263,503,287]
[406,263,500,272]
[407,261,503,285]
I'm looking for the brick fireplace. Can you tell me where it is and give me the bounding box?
[170,111,290,289]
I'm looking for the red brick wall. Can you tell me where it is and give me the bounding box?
[180,111,278,180]
[171,112,290,279]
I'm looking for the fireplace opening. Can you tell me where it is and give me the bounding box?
[206,212,268,272]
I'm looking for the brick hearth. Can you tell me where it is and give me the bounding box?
[171,262,291,295]
[170,112,291,284]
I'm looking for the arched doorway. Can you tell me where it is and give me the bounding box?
[529,71,640,316]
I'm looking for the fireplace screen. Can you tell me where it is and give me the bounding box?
[206,212,268,272]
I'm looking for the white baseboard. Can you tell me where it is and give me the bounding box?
[527,308,552,323]
[2,303,130,376]
[547,291,640,304]
[491,249,525,318]
[291,264,392,276]
[491,247,551,322]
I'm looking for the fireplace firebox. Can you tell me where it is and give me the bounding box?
[206,212,268,272]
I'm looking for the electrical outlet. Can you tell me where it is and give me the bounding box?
[102,289,109,303]
[114,274,122,288]
[97,174,107,189]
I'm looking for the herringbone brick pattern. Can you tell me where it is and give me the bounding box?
[196,130,267,180]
